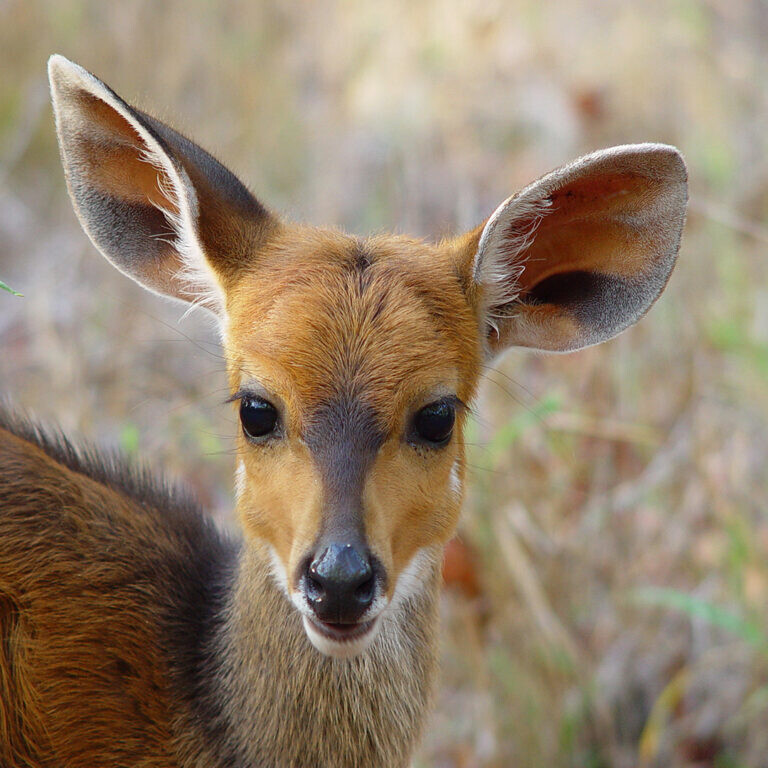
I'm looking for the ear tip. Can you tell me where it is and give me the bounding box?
[47,54,96,96]
[614,142,688,183]
[641,142,687,173]
[48,54,76,82]
[47,53,70,68]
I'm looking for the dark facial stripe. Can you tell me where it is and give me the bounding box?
[303,395,385,550]
[351,244,372,275]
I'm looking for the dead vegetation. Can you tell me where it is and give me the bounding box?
[1,1,767,765]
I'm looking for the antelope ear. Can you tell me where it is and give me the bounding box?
[456,144,687,355]
[48,55,277,317]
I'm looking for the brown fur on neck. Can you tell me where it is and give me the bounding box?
[0,409,438,767]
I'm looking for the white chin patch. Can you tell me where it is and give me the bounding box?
[294,547,439,659]
[302,615,382,659]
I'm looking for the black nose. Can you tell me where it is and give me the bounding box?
[305,543,375,624]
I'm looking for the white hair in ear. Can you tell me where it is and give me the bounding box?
[139,145,225,318]
[49,55,228,318]
[472,195,552,335]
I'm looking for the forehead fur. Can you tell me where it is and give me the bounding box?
[225,226,481,421]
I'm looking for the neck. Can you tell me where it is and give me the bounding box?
[205,543,441,768]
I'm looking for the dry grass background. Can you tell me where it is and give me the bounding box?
[2,1,768,766]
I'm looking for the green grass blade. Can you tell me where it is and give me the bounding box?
[0,279,23,297]
[633,586,768,652]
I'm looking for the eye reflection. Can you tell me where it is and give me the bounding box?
[239,397,279,440]
[413,400,455,446]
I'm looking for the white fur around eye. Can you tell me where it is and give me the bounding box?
[449,459,462,503]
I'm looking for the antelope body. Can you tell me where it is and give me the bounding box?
[0,56,687,767]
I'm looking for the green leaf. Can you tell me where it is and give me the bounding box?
[633,586,768,652]
[0,279,23,297]
[119,423,140,455]
[485,393,561,462]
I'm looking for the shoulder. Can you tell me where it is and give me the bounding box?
[0,403,235,573]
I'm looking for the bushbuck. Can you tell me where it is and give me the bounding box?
[0,55,687,767]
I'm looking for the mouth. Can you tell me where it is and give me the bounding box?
[309,616,376,641]
[302,614,382,658]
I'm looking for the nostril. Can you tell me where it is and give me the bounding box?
[354,573,375,605]
[305,567,325,602]
[305,556,329,603]
[305,543,376,621]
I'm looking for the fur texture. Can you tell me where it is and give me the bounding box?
[0,55,688,767]
[0,409,438,767]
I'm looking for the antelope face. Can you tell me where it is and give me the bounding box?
[49,55,687,658]
[225,229,481,657]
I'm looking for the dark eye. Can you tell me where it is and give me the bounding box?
[413,400,455,446]
[240,397,279,440]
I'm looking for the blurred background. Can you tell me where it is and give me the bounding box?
[1,1,767,765]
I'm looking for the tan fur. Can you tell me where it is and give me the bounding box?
[0,423,438,766]
[226,228,480,591]
[0,55,687,767]
[215,546,440,768]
